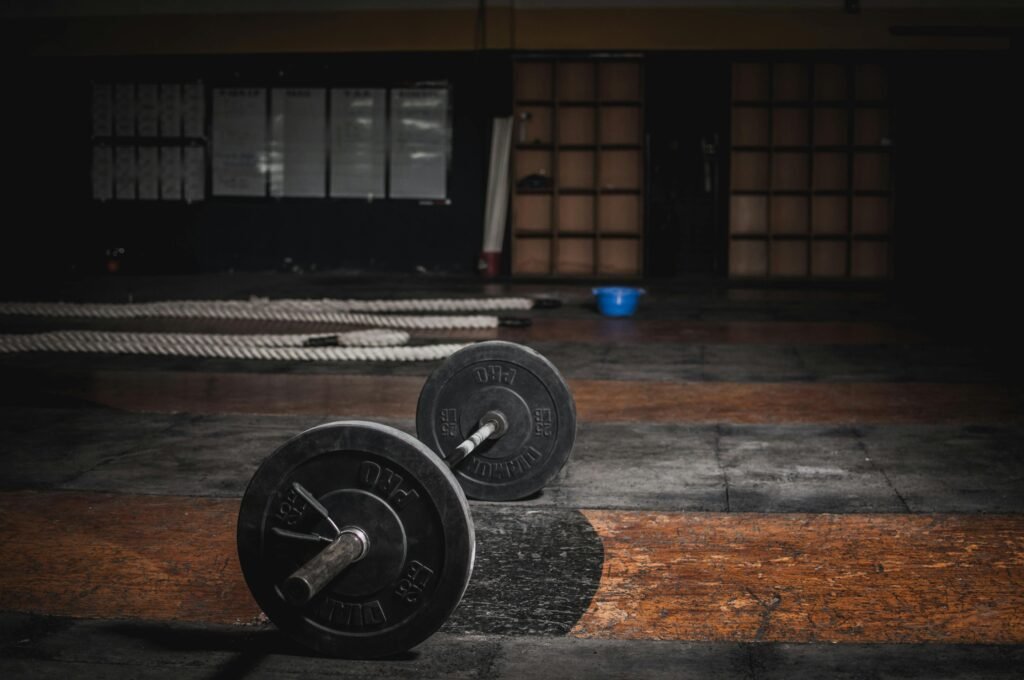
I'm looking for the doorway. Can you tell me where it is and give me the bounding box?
[645,54,731,278]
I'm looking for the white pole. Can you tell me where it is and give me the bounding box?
[481,116,514,275]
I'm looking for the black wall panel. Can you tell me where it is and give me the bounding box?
[4,52,512,276]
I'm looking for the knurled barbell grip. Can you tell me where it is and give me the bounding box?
[283,527,369,606]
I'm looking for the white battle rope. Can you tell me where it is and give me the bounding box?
[0,297,548,361]
[0,330,468,362]
[2,329,412,348]
[0,296,539,324]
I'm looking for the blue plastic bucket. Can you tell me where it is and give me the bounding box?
[593,287,645,317]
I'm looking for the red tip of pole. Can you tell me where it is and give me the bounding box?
[479,251,501,278]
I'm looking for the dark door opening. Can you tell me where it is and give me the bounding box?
[645,54,731,278]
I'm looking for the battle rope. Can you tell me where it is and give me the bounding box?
[0,296,559,326]
[0,296,562,361]
[0,330,468,362]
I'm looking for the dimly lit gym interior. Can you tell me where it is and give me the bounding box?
[1,1,1023,678]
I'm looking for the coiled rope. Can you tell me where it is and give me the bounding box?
[0,297,543,326]
[0,296,556,361]
[0,330,468,362]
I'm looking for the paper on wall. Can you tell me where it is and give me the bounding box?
[137,84,159,137]
[269,88,326,198]
[211,88,266,197]
[160,146,182,200]
[137,146,159,199]
[184,144,205,202]
[330,88,386,199]
[114,83,135,137]
[114,146,136,200]
[160,84,182,137]
[183,81,205,138]
[389,88,449,200]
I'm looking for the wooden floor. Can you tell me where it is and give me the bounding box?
[3,491,1022,644]
[1,276,1023,678]
[575,510,1024,643]
[23,369,1023,424]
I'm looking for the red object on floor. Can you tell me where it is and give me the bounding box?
[479,251,501,277]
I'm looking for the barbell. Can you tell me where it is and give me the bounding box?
[236,341,575,658]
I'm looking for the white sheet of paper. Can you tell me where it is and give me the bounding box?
[160,84,182,137]
[269,88,326,198]
[389,88,449,200]
[115,146,136,200]
[184,145,206,202]
[330,88,386,199]
[137,84,159,137]
[137,146,159,199]
[183,81,205,138]
[212,88,266,197]
[160,146,182,200]
[92,83,112,138]
[92,144,114,201]
[114,83,135,137]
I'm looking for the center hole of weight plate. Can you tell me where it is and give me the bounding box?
[312,489,408,598]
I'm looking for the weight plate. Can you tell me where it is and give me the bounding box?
[416,341,577,501]
[237,421,475,659]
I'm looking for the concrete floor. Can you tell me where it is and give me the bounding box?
[1,274,1023,678]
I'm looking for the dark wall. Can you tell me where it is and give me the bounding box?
[4,52,512,276]
[892,49,1020,306]
[5,46,1020,286]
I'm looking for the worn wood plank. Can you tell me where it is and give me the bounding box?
[571,381,1024,425]
[574,510,1024,644]
[29,370,1024,425]
[509,319,925,345]
[0,491,259,625]
[2,491,1023,643]
[44,371,423,419]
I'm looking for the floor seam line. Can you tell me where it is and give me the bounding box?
[854,427,912,513]
[713,423,731,512]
